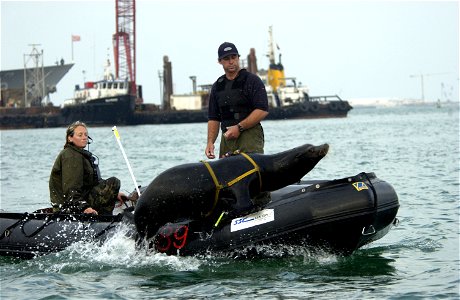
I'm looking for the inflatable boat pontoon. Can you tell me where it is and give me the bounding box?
[0,172,399,259]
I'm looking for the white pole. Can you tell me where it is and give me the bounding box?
[112,126,141,197]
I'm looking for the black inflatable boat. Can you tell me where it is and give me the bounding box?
[0,172,399,259]
[0,210,135,259]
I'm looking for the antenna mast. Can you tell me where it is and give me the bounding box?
[23,45,46,107]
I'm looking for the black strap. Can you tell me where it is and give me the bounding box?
[0,213,28,240]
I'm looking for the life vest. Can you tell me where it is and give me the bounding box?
[81,149,102,183]
[215,70,252,131]
[90,154,102,183]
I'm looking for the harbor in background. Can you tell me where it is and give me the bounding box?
[0,25,352,129]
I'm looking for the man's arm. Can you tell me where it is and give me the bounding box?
[224,109,268,140]
[205,120,220,159]
[238,109,269,130]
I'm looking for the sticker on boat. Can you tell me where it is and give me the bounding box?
[352,182,368,191]
[230,209,275,232]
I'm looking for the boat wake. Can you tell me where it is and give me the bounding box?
[196,240,341,262]
[45,223,201,272]
[23,223,346,273]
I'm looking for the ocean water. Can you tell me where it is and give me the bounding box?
[0,103,459,299]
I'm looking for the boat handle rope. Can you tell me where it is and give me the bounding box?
[200,152,262,219]
[360,172,378,210]
[0,213,57,239]
[0,213,28,240]
[359,172,378,236]
[20,214,119,239]
[93,218,119,238]
[1,212,118,240]
[20,214,55,238]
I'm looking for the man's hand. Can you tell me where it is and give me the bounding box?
[205,143,216,159]
[224,125,240,140]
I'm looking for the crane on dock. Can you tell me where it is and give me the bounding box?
[409,72,450,101]
[112,0,142,103]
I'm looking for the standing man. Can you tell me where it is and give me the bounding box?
[205,42,269,159]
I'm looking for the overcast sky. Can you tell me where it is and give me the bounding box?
[1,0,459,106]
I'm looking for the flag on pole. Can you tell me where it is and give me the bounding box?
[71,35,80,61]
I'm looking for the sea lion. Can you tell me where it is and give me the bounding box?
[134,143,329,241]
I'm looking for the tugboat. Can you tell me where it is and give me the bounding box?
[60,59,139,125]
[162,26,353,123]
[256,26,352,119]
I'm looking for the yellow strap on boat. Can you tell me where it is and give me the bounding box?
[200,152,262,218]
[238,152,262,190]
[227,168,259,187]
[201,160,223,217]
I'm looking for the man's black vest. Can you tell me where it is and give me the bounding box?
[215,70,252,131]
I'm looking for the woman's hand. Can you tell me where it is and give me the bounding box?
[117,192,126,202]
[83,207,98,215]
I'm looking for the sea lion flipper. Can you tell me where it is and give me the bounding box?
[229,187,255,216]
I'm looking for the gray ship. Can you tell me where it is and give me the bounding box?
[1,60,74,129]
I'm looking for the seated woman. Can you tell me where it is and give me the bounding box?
[49,121,125,215]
